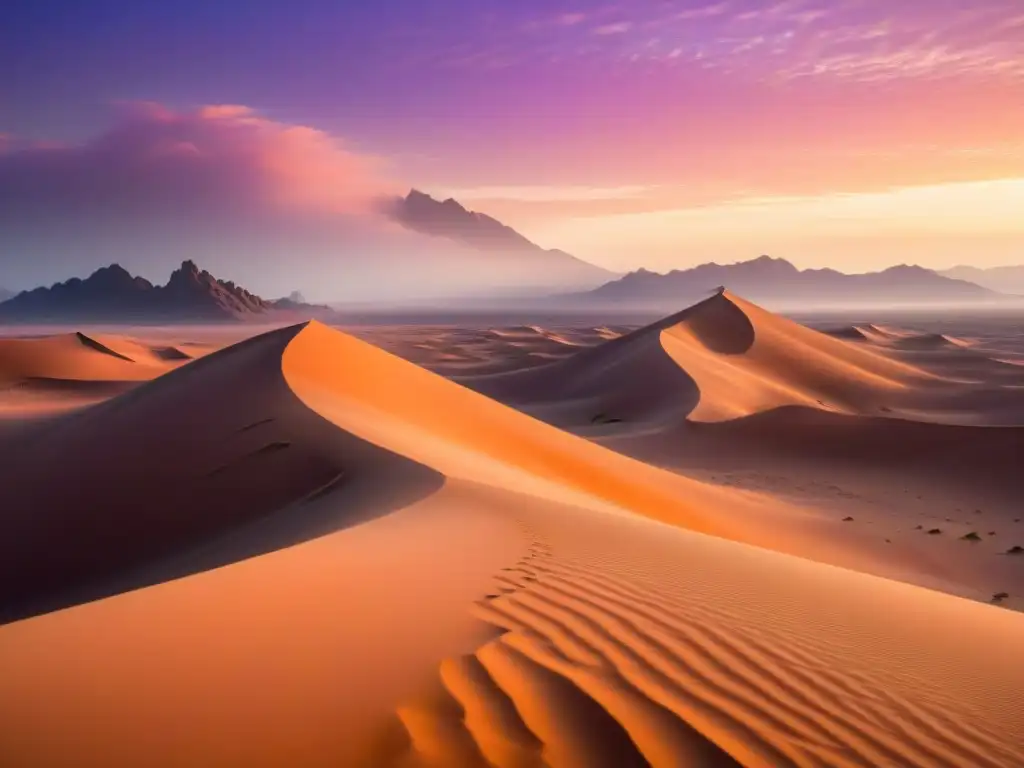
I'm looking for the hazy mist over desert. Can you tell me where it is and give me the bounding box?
[2,1,1024,766]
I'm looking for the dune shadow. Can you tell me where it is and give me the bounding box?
[671,291,756,355]
[1,462,444,627]
[683,405,1024,492]
[0,324,447,626]
[824,326,872,341]
[150,345,193,361]
[0,426,445,626]
[73,331,136,362]
[461,295,753,426]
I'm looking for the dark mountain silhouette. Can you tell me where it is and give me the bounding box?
[0,288,12,303]
[0,261,327,323]
[571,256,998,308]
[940,265,1024,295]
[384,189,615,289]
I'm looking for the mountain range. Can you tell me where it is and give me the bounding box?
[383,190,616,291]
[2,194,1013,318]
[940,265,1024,295]
[0,261,328,323]
[569,256,1000,309]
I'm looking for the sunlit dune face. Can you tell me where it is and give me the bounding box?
[2,308,1024,766]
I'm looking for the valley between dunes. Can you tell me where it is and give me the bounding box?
[1,291,1023,767]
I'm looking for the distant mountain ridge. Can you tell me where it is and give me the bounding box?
[940,265,1024,295]
[384,189,615,289]
[571,256,999,308]
[0,261,327,323]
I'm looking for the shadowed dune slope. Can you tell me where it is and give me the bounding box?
[466,290,929,427]
[0,325,444,622]
[672,293,928,420]
[1,321,1024,766]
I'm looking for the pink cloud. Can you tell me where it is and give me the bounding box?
[2,102,612,302]
[0,104,448,297]
[0,102,394,224]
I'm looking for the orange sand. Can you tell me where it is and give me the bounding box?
[1,296,1023,767]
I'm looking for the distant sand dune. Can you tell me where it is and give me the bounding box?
[467,290,929,428]
[827,325,973,352]
[0,332,168,384]
[1,308,1024,767]
[0,330,223,418]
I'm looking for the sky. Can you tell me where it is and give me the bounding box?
[1,0,1023,294]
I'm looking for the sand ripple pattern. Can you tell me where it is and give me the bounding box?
[390,531,1021,768]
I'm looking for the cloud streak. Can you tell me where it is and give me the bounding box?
[513,0,1024,83]
[593,22,633,35]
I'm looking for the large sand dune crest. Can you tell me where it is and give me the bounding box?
[466,290,931,429]
[1,315,1023,766]
[0,324,444,623]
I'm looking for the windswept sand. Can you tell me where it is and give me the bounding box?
[0,329,220,417]
[1,298,1023,767]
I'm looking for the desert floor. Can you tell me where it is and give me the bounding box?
[1,293,1022,767]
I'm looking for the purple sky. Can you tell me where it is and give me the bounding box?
[2,0,1023,293]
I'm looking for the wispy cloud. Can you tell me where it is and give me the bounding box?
[781,42,1024,82]
[675,3,733,21]
[558,13,588,26]
[593,22,633,35]
[512,1,1024,83]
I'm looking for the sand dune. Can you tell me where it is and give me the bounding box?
[1,315,1023,766]
[0,329,232,423]
[827,324,972,351]
[0,326,467,621]
[456,294,1024,603]
[465,292,1024,432]
[0,331,214,419]
[467,290,931,428]
[0,331,172,384]
[348,323,612,377]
